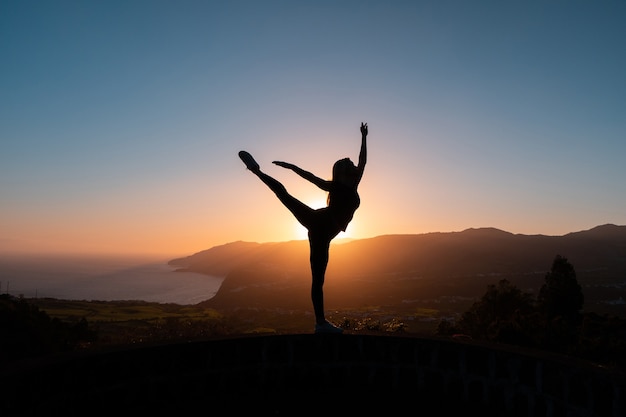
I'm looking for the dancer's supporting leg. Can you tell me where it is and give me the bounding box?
[309,233,330,325]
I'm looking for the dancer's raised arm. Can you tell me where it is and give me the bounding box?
[273,161,331,191]
[355,122,368,185]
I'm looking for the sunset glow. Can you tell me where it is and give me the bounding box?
[1,2,625,257]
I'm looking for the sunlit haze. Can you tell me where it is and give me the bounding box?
[2,1,625,257]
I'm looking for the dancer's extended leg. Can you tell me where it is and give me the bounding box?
[239,151,314,228]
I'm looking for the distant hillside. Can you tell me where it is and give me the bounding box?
[170,225,626,315]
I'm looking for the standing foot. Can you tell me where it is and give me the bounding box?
[315,321,343,334]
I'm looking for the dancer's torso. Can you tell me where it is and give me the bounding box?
[327,183,360,232]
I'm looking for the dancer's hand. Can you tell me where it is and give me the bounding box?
[273,161,295,170]
[360,122,368,136]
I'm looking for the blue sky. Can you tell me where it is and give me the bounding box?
[1,1,625,255]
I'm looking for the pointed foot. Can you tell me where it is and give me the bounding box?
[238,151,260,173]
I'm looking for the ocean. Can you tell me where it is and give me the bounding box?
[0,254,224,305]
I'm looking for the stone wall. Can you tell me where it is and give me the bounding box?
[2,334,624,416]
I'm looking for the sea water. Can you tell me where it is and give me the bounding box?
[0,254,223,305]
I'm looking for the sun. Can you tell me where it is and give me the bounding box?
[292,197,355,241]
[294,222,308,240]
[294,221,352,241]
[294,197,327,240]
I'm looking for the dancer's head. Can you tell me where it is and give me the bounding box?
[332,158,358,185]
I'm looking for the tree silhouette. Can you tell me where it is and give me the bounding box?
[443,255,590,354]
[456,279,535,344]
[536,255,584,350]
[537,255,584,323]
[0,295,96,363]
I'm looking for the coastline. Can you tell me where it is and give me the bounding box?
[0,254,224,305]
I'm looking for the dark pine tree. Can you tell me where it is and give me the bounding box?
[536,255,584,350]
[537,255,584,324]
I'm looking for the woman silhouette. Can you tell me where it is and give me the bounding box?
[238,122,367,333]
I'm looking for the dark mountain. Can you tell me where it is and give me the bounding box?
[170,224,626,315]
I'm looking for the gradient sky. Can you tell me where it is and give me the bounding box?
[2,1,625,256]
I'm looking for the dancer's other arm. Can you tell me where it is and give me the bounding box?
[273,161,331,191]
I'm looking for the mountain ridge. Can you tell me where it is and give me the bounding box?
[169,224,626,315]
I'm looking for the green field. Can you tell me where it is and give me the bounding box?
[29,297,440,347]
[30,298,231,345]
[33,298,220,322]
